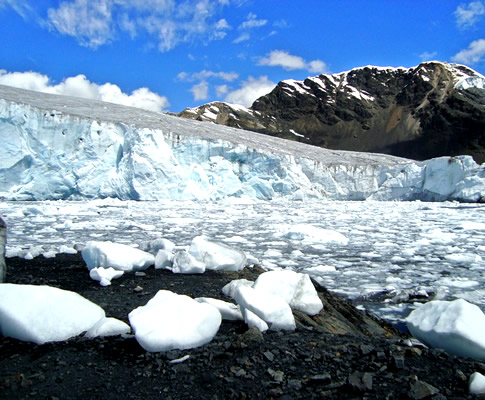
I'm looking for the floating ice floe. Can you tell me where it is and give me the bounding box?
[128,290,222,352]
[277,224,349,245]
[0,284,125,344]
[406,298,485,360]
[82,241,155,272]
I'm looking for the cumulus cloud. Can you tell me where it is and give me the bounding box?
[455,1,485,29]
[452,38,485,64]
[45,0,231,51]
[259,50,328,74]
[190,81,210,101]
[224,76,276,107]
[0,70,169,112]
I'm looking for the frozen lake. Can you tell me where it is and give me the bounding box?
[2,199,485,325]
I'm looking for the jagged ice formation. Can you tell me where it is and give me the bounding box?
[1,84,484,202]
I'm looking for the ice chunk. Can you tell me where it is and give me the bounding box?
[84,317,131,338]
[0,284,105,344]
[253,270,323,316]
[128,290,222,352]
[189,235,247,271]
[406,299,485,360]
[89,267,124,286]
[278,224,348,245]
[469,372,485,395]
[241,308,269,332]
[82,241,155,272]
[234,285,295,331]
[172,250,206,274]
[154,249,174,270]
[195,297,243,320]
[222,278,254,298]
[140,238,176,255]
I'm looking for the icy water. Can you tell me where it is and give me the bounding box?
[2,199,485,325]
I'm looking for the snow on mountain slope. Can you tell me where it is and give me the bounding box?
[1,84,484,202]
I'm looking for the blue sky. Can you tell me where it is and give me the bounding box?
[0,0,484,113]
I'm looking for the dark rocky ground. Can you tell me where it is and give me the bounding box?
[1,253,485,399]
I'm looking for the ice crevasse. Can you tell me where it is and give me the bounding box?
[1,87,485,202]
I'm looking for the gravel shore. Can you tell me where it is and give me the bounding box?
[1,254,484,399]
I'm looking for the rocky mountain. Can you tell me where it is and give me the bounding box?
[177,62,485,163]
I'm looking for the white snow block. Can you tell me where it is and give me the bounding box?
[128,290,222,352]
[189,235,247,271]
[406,299,485,360]
[0,284,105,344]
[172,250,206,274]
[82,241,155,272]
[222,278,254,298]
[89,267,124,286]
[469,372,485,395]
[253,270,323,316]
[242,308,269,332]
[195,297,243,321]
[84,317,131,338]
[234,286,295,331]
[154,249,174,270]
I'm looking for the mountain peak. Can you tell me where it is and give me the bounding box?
[177,62,485,163]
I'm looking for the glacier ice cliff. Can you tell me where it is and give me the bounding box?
[0,84,484,202]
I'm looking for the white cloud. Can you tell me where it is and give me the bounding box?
[45,0,231,51]
[308,60,327,74]
[239,12,267,29]
[178,69,239,82]
[455,1,485,29]
[0,70,170,112]
[233,32,250,43]
[216,84,229,97]
[419,51,438,61]
[190,81,209,101]
[259,50,328,73]
[452,38,485,64]
[0,0,35,20]
[47,0,113,48]
[224,76,276,107]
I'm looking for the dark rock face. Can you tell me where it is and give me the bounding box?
[177,62,485,163]
[0,217,5,283]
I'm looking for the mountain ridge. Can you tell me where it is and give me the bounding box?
[177,61,485,163]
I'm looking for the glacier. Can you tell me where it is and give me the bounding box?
[1,84,484,202]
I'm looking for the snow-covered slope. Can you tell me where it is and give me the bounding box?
[1,84,484,202]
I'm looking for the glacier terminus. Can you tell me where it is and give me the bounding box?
[1,84,484,202]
